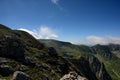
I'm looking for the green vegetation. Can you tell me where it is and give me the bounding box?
[41,39,120,80]
[0,24,120,80]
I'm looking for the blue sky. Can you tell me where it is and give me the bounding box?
[0,0,120,45]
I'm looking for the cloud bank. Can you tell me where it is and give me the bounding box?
[18,26,120,45]
[74,36,120,45]
[19,25,58,39]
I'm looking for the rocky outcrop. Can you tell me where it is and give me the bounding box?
[12,71,32,80]
[0,35,25,60]
[60,71,87,80]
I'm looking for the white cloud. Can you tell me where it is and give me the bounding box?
[51,0,59,5]
[73,36,120,45]
[86,36,109,45]
[18,25,58,39]
[39,25,58,39]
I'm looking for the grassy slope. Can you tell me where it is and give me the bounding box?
[40,39,93,58]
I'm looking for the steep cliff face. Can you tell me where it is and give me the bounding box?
[71,55,112,80]
[0,24,113,80]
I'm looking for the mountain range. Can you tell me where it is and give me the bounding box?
[0,24,120,80]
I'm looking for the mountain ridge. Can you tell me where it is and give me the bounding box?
[0,24,118,80]
[40,39,120,80]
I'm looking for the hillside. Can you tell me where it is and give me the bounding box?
[40,39,120,80]
[0,24,116,80]
[0,24,79,80]
[40,39,93,58]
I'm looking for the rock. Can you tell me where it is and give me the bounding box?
[37,63,51,71]
[37,43,44,50]
[41,74,52,80]
[0,57,8,65]
[46,59,58,65]
[18,65,28,72]
[48,47,58,57]
[57,62,69,75]
[60,71,87,80]
[22,57,36,67]
[12,71,32,80]
[35,53,45,58]
[0,65,13,76]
